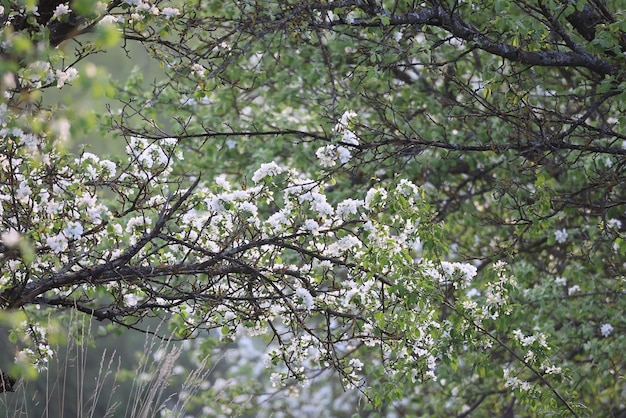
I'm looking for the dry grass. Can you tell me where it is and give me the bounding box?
[0,313,215,418]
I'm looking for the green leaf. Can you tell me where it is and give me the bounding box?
[94,23,122,49]
[495,0,509,13]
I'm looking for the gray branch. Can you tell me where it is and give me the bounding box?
[318,4,618,76]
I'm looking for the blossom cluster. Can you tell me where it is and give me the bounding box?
[111,0,181,22]
[12,322,54,372]
[1,103,541,411]
[14,61,79,90]
[315,110,360,167]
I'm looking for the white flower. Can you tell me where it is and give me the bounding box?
[512,329,535,346]
[334,110,357,131]
[214,174,231,190]
[56,68,78,88]
[16,180,31,202]
[26,61,55,87]
[1,229,20,247]
[100,160,117,178]
[544,365,562,374]
[336,199,364,219]
[99,15,122,25]
[364,187,387,209]
[96,2,108,14]
[554,276,567,286]
[303,219,319,234]
[336,145,352,163]
[554,228,568,244]
[63,221,83,240]
[315,145,337,167]
[162,7,180,19]
[124,293,141,307]
[295,288,314,310]
[52,3,71,19]
[315,144,352,167]
[252,161,283,183]
[86,206,105,224]
[349,358,364,370]
[325,236,362,256]
[567,285,580,296]
[160,137,177,146]
[310,195,334,218]
[126,216,152,233]
[191,63,206,77]
[607,218,622,229]
[456,262,478,283]
[396,179,420,198]
[270,372,283,388]
[342,129,359,145]
[600,323,614,338]
[266,210,290,232]
[51,117,71,141]
[46,233,68,253]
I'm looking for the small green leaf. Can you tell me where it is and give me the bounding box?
[495,0,509,13]
[94,23,122,49]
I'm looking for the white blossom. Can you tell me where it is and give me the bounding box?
[51,117,71,141]
[334,110,357,131]
[252,162,283,183]
[342,129,359,145]
[303,219,319,234]
[315,145,352,167]
[52,3,71,19]
[96,2,108,14]
[335,146,351,163]
[46,233,68,253]
[295,287,314,310]
[56,68,78,88]
[554,228,568,244]
[126,216,152,233]
[568,285,580,296]
[364,187,387,209]
[99,15,123,25]
[348,358,364,370]
[315,145,337,167]
[544,365,562,374]
[191,63,206,77]
[600,323,614,338]
[325,236,362,256]
[16,180,31,202]
[100,160,117,178]
[396,179,420,198]
[124,293,141,307]
[336,199,364,219]
[1,229,20,247]
[270,372,284,388]
[607,218,622,229]
[266,210,290,232]
[63,221,83,240]
[162,7,180,19]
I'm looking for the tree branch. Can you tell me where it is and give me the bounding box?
[319,5,618,76]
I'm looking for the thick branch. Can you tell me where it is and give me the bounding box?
[6,262,251,309]
[320,5,618,76]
